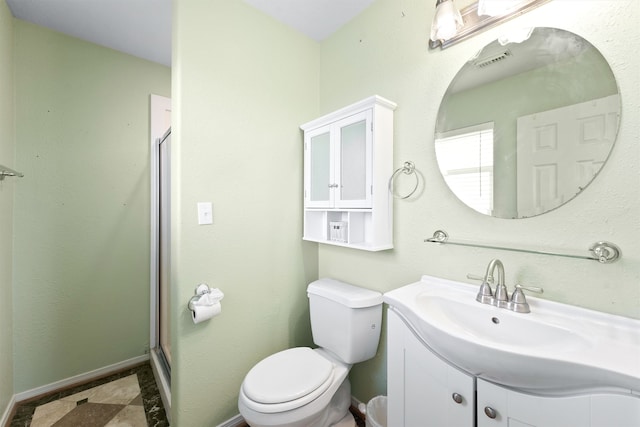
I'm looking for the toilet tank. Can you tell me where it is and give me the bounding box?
[307,278,383,364]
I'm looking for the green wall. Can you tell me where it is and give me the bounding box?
[172,1,319,425]
[0,0,15,416]
[12,20,170,392]
[318,0,639,402]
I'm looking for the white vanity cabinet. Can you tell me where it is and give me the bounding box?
[387,310,475,426]
[387,308,640,427]
[301,96,396,251]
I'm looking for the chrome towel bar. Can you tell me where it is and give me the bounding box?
[425,229,621,264]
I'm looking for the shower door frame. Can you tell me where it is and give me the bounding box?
[150,94,172,418]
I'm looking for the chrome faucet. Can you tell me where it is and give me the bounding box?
[469,259,504,305]
[469,259,544,313]
[483,259,508,308]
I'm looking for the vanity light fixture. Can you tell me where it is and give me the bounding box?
[478,0,516,17]
[429,0,551,50]
[430,0,463,43]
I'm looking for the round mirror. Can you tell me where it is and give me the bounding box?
[435,27,620,219]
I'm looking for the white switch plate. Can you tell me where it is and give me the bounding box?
[197,202,213,225]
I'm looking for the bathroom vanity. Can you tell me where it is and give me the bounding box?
[385,276,640,427]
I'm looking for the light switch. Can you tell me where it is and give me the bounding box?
[197,202,213,225]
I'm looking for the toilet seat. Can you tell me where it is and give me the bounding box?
[241,347,335,413]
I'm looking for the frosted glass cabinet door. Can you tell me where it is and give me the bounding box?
[336,111,372,208]
[307,126,333,207]
[304,111,372,209]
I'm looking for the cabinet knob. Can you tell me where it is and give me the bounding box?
[484,406,498,419]
[451,393,463,404]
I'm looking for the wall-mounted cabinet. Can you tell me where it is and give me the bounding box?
[301,95,396,251]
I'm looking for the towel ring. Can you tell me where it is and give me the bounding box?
[388,161,419,199]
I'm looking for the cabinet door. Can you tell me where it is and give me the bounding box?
[387,311,406,427]
[478,379,590,427]
[591,393,640,427]
[334,110,372,208]
[405,331,474,427]
[388,310,474,427]
[304,124,333,208]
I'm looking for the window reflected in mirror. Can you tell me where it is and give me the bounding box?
[436,123,494,215]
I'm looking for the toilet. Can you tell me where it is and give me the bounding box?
[238,278,383,427]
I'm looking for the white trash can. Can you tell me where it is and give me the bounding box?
[365,395,387,427]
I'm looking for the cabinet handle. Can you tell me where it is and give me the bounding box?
[484,406,498,419]
[451,393,463,404]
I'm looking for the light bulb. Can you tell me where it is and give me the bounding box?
[430,0,463,42]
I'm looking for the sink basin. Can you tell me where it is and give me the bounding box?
[418,295,588,350]
[384,275,640,393]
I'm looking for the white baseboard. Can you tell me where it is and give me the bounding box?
[1,394,16,427]
[351,395,366,416]
[14,354,149,403]
[216,413,244,427]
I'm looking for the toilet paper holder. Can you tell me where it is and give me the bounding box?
[188,283,224,312]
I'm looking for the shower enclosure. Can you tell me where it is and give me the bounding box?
[150,95,171,417]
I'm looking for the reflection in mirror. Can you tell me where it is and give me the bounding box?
[435,27,620,218]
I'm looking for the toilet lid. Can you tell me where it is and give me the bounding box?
[242,347,334,405]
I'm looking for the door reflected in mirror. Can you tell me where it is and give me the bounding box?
[435,27,620,219]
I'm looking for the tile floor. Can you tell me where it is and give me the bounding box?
[10,362,366,427]
[9,363,168,427]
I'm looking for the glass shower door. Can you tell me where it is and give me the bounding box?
[158,129,172,370]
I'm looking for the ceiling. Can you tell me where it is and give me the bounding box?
[5,0,376,68]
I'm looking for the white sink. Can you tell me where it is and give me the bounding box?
[384,275,640,393]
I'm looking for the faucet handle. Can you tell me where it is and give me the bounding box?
[467,273,492,283]
[468,274,495,304]
[514,284,543,295]
[509,285,544,313]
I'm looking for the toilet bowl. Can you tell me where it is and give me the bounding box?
[238,279,383,427]
[238,348,353,427]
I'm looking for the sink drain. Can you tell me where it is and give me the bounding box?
[491,317,500,324]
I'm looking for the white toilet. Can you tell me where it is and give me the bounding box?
[238,278,383,427]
